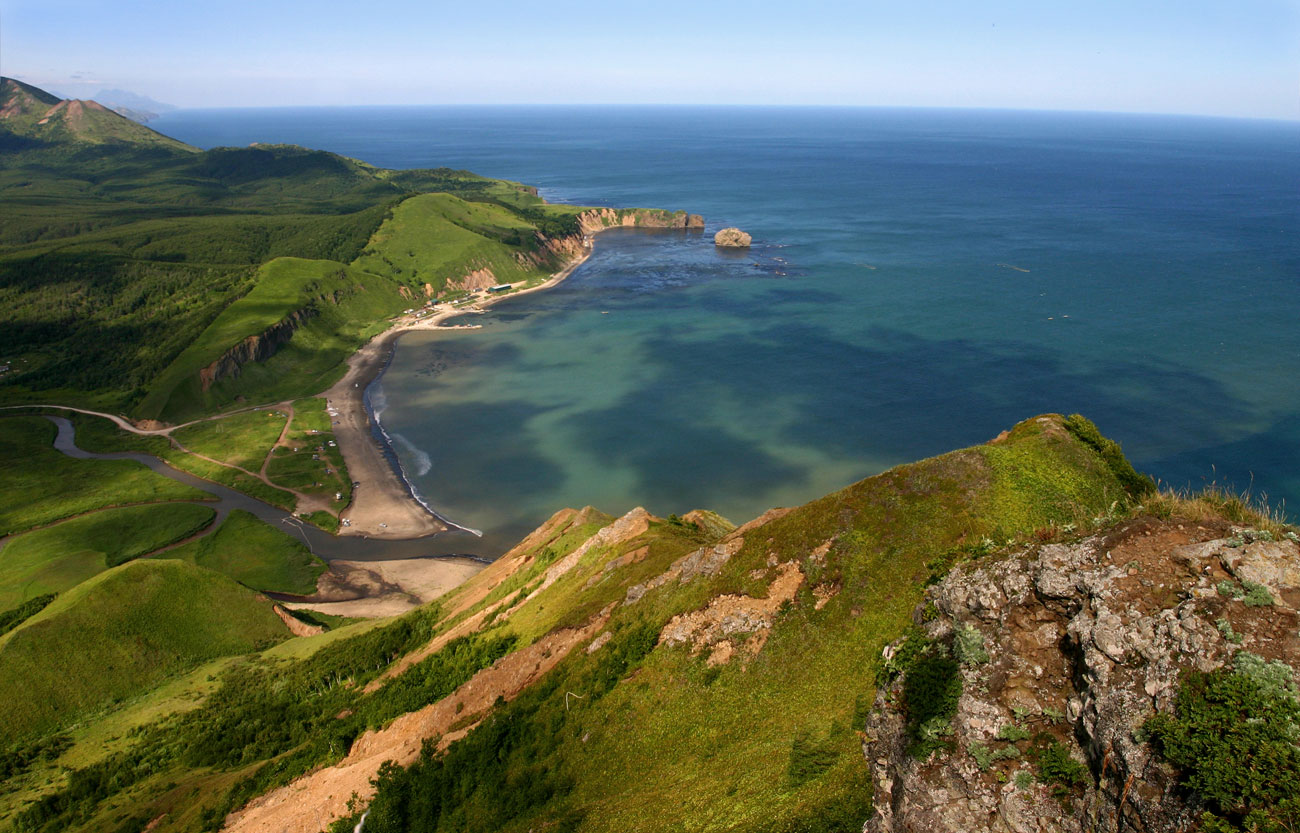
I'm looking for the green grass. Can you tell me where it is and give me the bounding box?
[265,401,351,510]
[352,192,568,293]
[139,257,409,422]
[0,559,289,746]
[0,502,216,609]
[0,416,210,536]
[172,408,288,471]
[159,451,298,511]
[168,510,327,596]
[350,413,1130,833]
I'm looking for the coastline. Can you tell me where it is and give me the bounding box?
[323,238,596,541]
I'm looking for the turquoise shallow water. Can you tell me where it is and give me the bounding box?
[156,107,1300,555]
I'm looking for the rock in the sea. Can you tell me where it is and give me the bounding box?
[714,228,752,248]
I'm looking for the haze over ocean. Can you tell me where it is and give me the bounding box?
[158,106,1300,555]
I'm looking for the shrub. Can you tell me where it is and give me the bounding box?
[1215,619,1244,645]
[1217,580,1245,599]
[876,627,929,685]
[1145,664,1300,831]
[953,624,990,666]
[1030,737,1089,799]
[903,652,962,759]
[997,723,1031,743]
[1242,581,1275,607]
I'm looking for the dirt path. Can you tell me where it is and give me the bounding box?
[260,402,296,479]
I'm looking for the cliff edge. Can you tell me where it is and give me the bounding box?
[864,512,1300,832]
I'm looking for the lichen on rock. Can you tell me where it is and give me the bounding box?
[862,516,1300,833]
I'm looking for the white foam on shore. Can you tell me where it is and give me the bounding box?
[367,383,482,538]
[390,431,432,477]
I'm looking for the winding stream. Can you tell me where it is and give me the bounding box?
[47,417,487,563]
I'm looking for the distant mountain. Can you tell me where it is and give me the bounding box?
[0,77,193,151]
[91,88,177,123]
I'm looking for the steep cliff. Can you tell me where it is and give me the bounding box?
[863,513,1300,832]
[197,306,319,391]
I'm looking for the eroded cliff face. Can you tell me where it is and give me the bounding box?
[577,207,705,234]
[198,306,318,391]
[864,517,1300,833]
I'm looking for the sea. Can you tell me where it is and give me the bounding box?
[153,106,1300,557]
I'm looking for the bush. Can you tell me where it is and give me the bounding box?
[1242,581,1275,607]
[1030,737,1089,799]
[953,624,990,666]
[903,652,962,759]
[1145,664,1300,831]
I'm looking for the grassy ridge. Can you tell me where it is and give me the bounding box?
[0,559,289,746]
[0,416,209,536]
[0,415,1141,832]
[168,510,327,596]
[356,414,1129,833]
[138,258,407,421]
[0,503,216,610]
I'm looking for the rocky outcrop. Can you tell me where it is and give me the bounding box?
[714,227,752,247]
[577,207,705,235]
[447,266,497,292]
[198,306,318,391]
[863,517,1300,833]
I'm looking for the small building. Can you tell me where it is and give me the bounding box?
[487,283,512,294]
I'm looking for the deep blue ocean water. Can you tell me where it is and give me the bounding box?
[154,107,1300,556]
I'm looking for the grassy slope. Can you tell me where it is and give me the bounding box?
[0,558,289,746]
[0,415,1135,833]
[138,257,408,421]
[353,192,552,289]
[0,416,209,536]
[0,503,216,610]
[172,408,288,470]
[167,509,327,596]
[355,414,1130,833]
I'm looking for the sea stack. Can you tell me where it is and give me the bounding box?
[714,227,752,248]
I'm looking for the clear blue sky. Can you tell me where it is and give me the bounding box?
[2,0,1297,119]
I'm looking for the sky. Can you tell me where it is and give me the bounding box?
[1,0,1297,119]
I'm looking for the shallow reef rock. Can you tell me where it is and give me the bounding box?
[863,516,1300,833]
[713,227,752,247]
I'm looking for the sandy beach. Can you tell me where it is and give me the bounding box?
[323,240,595,540]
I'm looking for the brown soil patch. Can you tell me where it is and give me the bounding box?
[659,561,805,666]
[223,609,613,833]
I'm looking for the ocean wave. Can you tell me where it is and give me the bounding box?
[366,387,482,538]
[390,432,432,477]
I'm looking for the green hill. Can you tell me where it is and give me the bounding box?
[0,414,1187,833]
[0,502,216,610]
[0,77,194,152]
[0,80,605,420]
[0,558,289,746]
